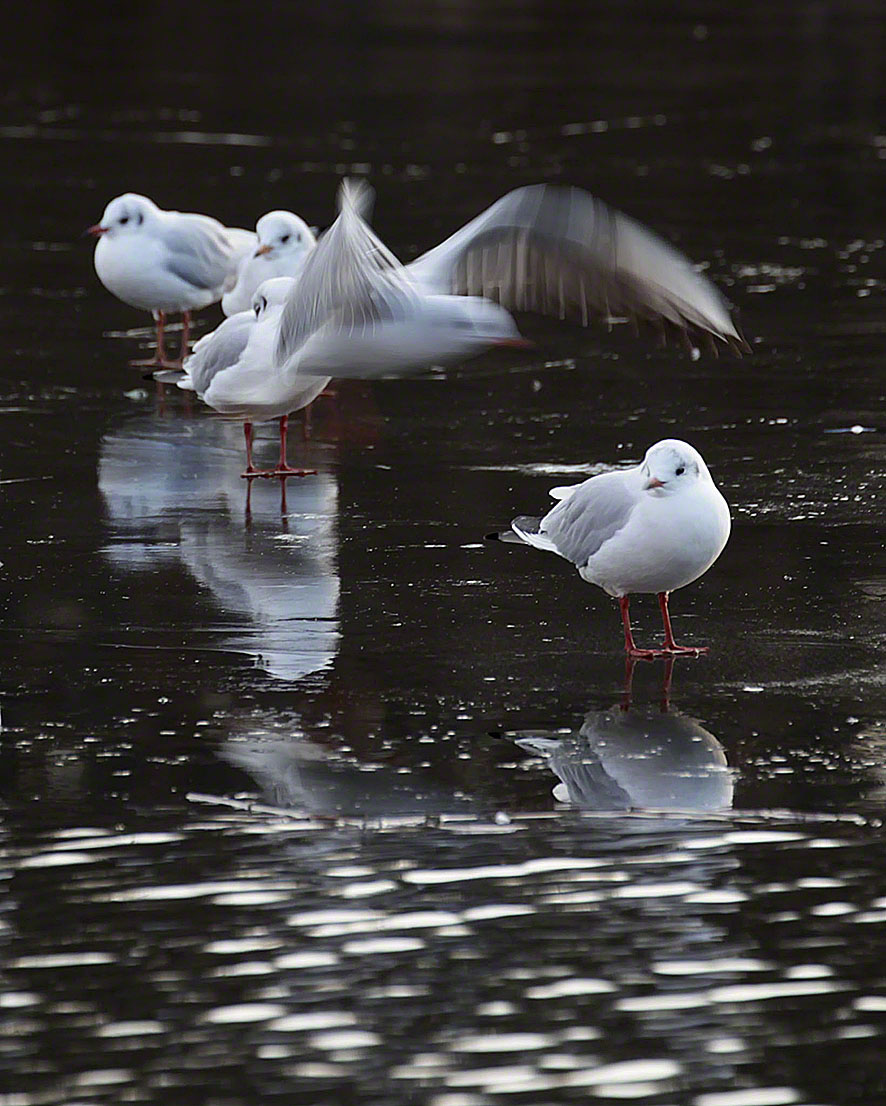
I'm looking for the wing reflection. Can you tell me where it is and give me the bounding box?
[219,736,474,819]
[97,414,339,682]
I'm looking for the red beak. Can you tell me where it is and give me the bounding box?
[85,224,107,237]
[644,477,665,489]
[492,337,535,349]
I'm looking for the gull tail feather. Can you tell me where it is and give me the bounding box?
[510,516,559,553]
[549,484,579,501]
[152,369,186,385]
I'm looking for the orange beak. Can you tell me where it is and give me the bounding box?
[253,243,273,257]
[492,336,535,349]
[85,224,107,237]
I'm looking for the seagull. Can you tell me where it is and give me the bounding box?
[158,178,745,475]
[488,439,731,657]
[167,276,330,478]
[87,193,256,368]
[273,178,533,383]
[272,178,747,387]
[221,211,317,316]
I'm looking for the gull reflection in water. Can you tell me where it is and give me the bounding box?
[510,660,733,813]
[98,414,339,682]
[219,735,474,820]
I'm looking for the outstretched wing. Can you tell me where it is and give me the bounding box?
[161,212,237,293]
[274,179,417,366]
[408,184,745,351]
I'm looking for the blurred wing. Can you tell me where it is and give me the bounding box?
[275,179,417,365]
[408,184,744,350]
[536,469,639,565]
[161,212,237,293]
[183,311,254,396]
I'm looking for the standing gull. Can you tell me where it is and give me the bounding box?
[170,276,329,478]
[489,439,731,657]
[222,210,317,316]
[88,193,256,368]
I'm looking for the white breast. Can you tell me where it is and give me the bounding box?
[94,234,221,313]
[581,483,731,597]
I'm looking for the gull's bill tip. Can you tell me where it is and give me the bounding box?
[85,224,107,237]
[492,336,534,349]
[253,243,273,257]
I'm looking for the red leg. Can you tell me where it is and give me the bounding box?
[240,420,274,478]
[243,421,257,474]
[130,310,178,368]
[157,311,167,362]
[658,591,707,655]
[618,596,659,660]
[178,310,191,364]
[270,414,316,478]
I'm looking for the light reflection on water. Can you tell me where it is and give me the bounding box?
[2,802,882,1105]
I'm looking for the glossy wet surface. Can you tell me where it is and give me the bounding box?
[3,2,886,1103]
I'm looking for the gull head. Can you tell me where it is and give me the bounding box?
[251,276,295,318]
[253,211,316,259]
[88,193,159,238]
[641,439,711,496]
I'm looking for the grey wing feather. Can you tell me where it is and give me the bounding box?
[274,179,417,366]
[162,213,237,292]
[407,184,745,349]
[183,311,254,395]
[539,469,638,565]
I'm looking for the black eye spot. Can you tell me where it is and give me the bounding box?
[676,466,685,475]
[137,213,144,225]
[119,216,129,225]
[280,234,290,243]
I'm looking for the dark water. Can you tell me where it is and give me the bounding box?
[3,2,886,1103]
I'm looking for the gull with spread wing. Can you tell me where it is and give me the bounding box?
[276,177,747,384]
[489,439,731,658]
[160,179,744,477]
[88,193,256,368]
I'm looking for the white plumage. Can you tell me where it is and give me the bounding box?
[498,439,731,656]
[222,210,317,316]
[174,275,330,477]
[89,192,256,366]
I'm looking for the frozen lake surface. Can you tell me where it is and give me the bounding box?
[2,2,886,1103]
